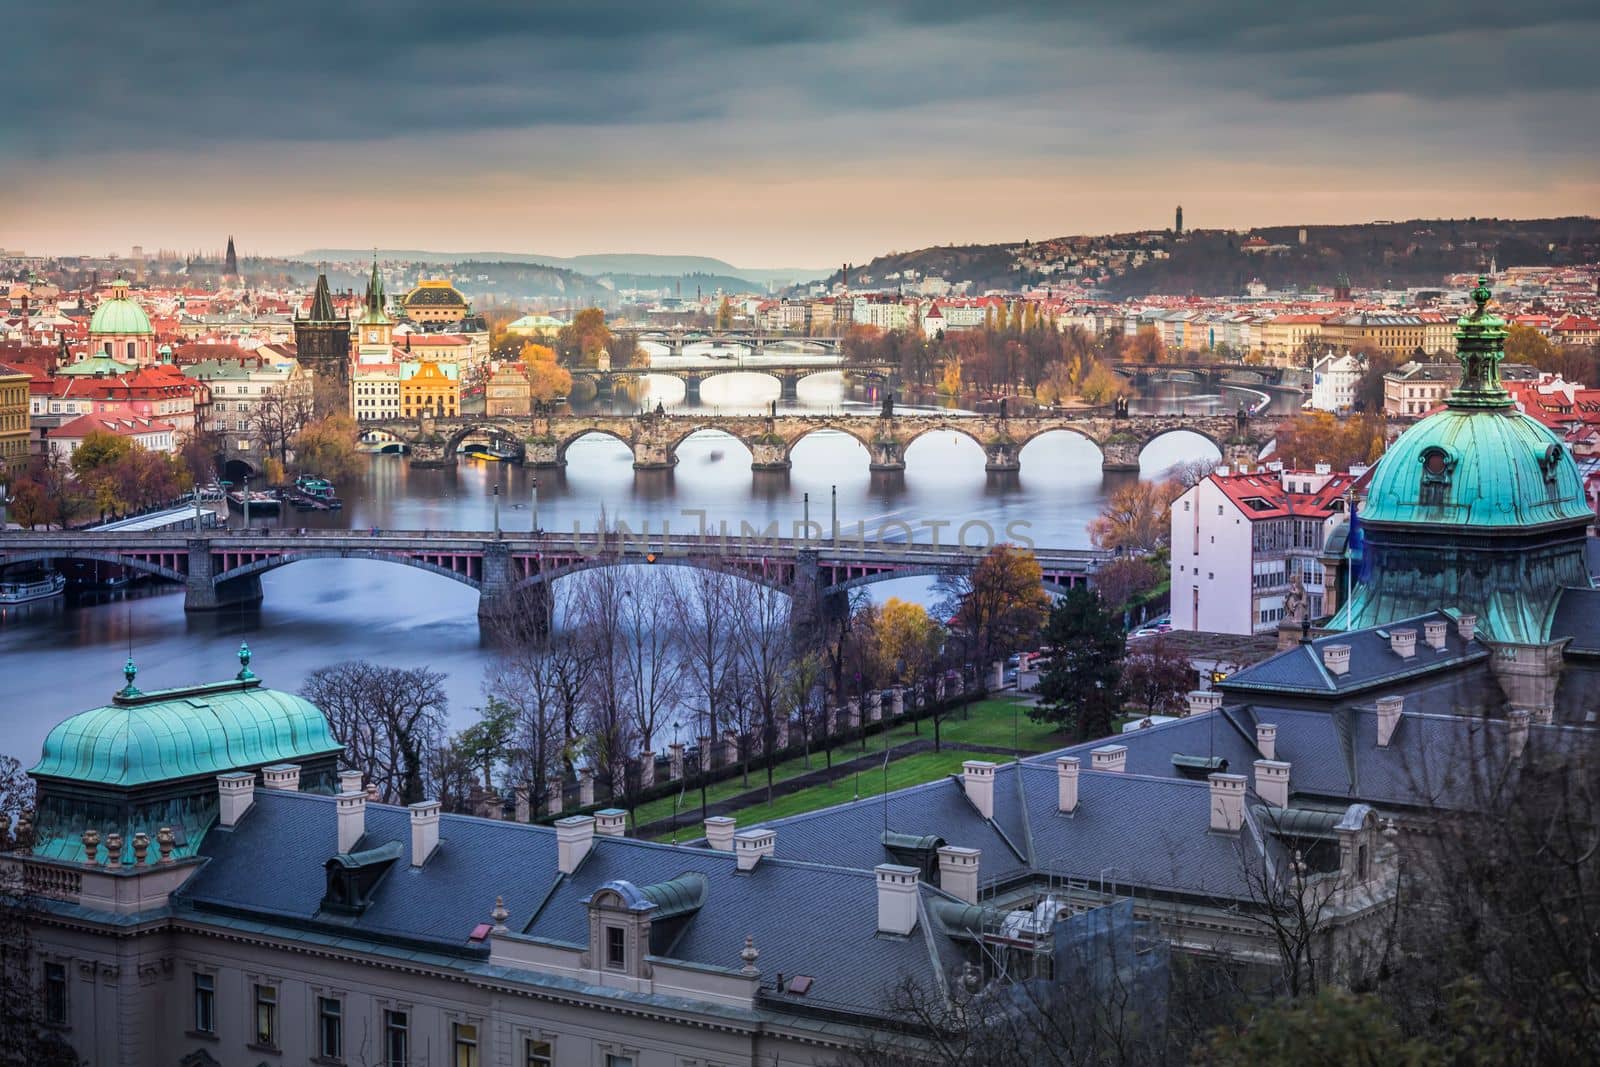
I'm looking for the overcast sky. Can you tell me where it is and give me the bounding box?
[5,1,1597,267]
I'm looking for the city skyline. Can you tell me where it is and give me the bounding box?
[7,2,1599,264]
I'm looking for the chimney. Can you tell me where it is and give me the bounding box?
[1322,643,1351,676]
[261,763,301,790]
[336,771,366,854]
[555,815,595,874]
[1389,628,1416,659]
[1186,690,1222,717]
[1256,723,1278,760]
[1507,708,1531,760]
[1376,695,1404,747]
[217,771,255,828]
[875,864,920,936]
[594,808,626,837]
[1423,619,1449,650]
[734,828,776,872]
[1090,744,1127,774]
[705,816,736,852]
[1208,773,1246,833]
[1457,613,1477,642]
[409,800,441,867]
[1056,756,1080,814]
[1254,759,1291,808]
[962,761,996,819]
[937,846,980,905]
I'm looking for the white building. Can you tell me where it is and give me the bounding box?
[351,361,402,422]
[1171,463,1371,634]
[1309,351,1365,412]
[46,413,176,460]
[187,353,313,457]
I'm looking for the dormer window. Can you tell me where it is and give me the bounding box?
[1537,443,1564,484]
[605,926,626,969]
[1418,446,1454,506]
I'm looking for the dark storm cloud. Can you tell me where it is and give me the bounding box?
[5,1,1597,161]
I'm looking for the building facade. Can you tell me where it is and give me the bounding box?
[1309,351,1364,412]
[1171,463,1369,635]
[399,360,459,419]
[0,360,29,470]
[88,279,157,366]
[293,274,353,415]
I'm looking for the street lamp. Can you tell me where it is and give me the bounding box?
[492,480,502,539]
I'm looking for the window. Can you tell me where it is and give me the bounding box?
[525,1038,552,1067]
[318,996,343,1060]
[253,983,278,1048]
[605,925,626,968]
[604,1057,634,1067]
[193,972,215,1034]
[453,1022,479,1067]
[383,1009,408,1067]
[43,962,67,1026]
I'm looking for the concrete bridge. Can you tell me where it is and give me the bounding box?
[373,410,1280,473]
[566,359,889,402]
[614,329,846,358]
[0,529,1106,629]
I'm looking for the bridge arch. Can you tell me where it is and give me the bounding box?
[210,550,483,590]
[666,425,754,460]
[442,421,526,459]
[1135,426,1226,465]
[512,556,793,597]
[783,424,877,462]
[556,427,636,465]
[0,550,187,584]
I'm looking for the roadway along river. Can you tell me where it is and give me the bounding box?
[0,371,1297,762]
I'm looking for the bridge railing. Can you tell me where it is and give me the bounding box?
[0,528,1107,566]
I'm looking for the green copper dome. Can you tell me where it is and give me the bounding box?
[31,677,342,788]
[1360,407,1591,529]
[89,296,154,336]
[1360,276,1590,530]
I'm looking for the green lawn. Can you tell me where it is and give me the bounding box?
[631,698,1060,827]
[652,749,983,839]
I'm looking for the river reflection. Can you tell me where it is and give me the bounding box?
[0,376,1296,760]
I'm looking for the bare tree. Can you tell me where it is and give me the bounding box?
[619,569,685,757]
[729,578,794,803]
[245,383,312,468]
[300,662,449,805]
[572,568,642,807]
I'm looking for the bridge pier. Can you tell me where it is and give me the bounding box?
[868,436,905,473]
[476,542,516,627]
[1100,437,1142,472]
[631,440,678,471]
[523,438,565,469]
[984,440,1021,473]
[184,541,263,612]
[778,372,801,402]
[682,375,703,403]
[749,438,791,473]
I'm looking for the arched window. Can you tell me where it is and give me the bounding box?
[1418,446,1454,507]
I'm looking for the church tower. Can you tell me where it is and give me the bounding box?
[355,256,394,350]
[224,236,238,277]
[1174,205,1183,235]
[295,273,353,415]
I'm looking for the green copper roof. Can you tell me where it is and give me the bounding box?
[357,255,390,327]
[31,678,342,787]
[1359,406,1591,529]
[88,296,154,336]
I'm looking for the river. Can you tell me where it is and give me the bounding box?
[0,359,1298,763]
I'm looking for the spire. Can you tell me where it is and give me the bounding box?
[224,235,238,276]
[1448,275,1511,410]
[366,253,385,316]
[309,273,336,322]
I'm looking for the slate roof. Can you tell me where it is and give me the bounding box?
[179,789,958,1022]
[1219,611,1484,696]
[1550,587,1600,655]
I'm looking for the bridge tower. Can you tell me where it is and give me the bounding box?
[295,273,353,416]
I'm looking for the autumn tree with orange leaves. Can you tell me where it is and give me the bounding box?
[937,544,1050,673]
[1087,479,1184,554]
[1269,412,1386,471]
[520,342,573,402]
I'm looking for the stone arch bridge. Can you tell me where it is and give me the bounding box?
[567,360,890,402]
[0,530,1105,632]
[376,410,1282,473]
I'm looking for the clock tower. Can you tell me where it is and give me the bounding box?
[355,255,394,351]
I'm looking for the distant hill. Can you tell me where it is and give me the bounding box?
[295,249,824,290]
[807,217,1600,299]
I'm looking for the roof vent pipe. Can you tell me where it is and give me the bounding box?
[1254,759,1291,808]
[1376,695,1404,747]
[217,772,255,828]
[262,763,301,791]
[1457,614,1478,642]
[409,800,441,867]
[875,864,920,936]
[705,816,736,852]
[555,815,595,874]
[1057,756,1080,814]
[1423,619,1449,650]
[1390,629,1416,658]
[1322,644,1351,676]
[594,808,626,837]
[937,846,980,905]
[1208,773,1246,833]
[962,761,996,820]
[734,828,776,872]
[1256,723,1277,761]
[1187,690,1222,717]
[1090,745,1127,773]
[336,771,366,854]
